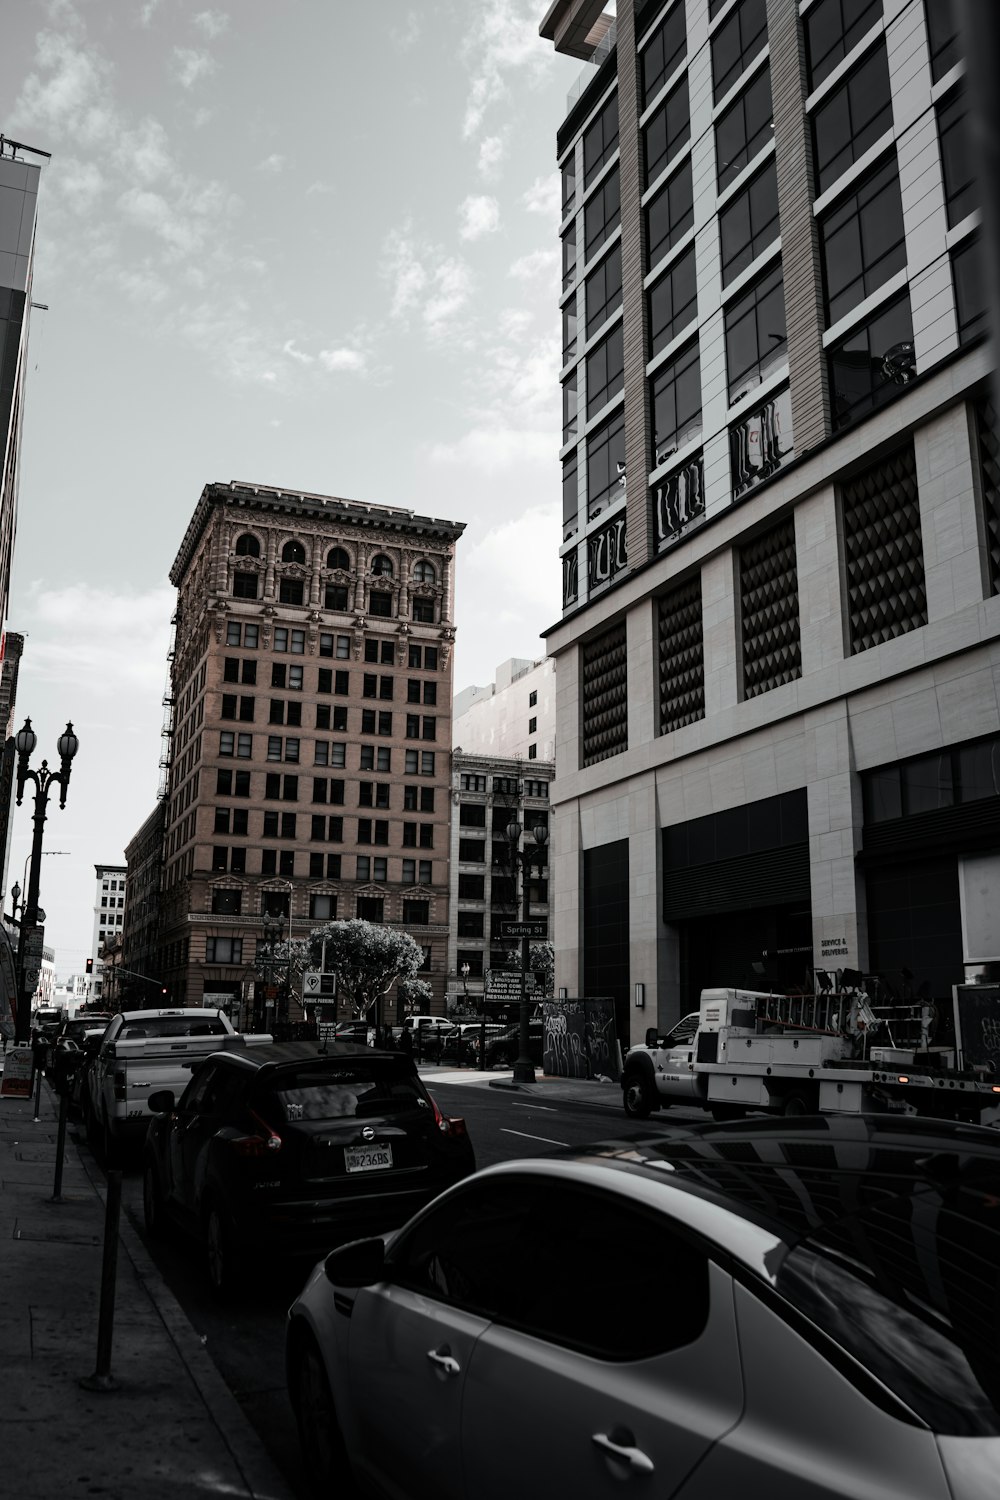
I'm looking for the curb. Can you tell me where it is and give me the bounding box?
[75,1133,296,1500]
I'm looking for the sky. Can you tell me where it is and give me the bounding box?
[0,0,584,980]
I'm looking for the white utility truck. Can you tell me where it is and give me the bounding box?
[622,983,1000,1122]
[84,1008,272,1160]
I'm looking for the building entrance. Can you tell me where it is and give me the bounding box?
[678,903,813,1014]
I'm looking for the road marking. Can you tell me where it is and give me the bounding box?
[511,1102,557,1111]
[501,1128,568,1146]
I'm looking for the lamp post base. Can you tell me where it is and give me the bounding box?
[512,1058,536,1085]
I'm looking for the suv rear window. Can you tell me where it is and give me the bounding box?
[266,1060,427,1122]
[119,1017,228,1038]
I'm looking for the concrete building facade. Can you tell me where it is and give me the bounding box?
[453,656,557,763]
[121,801,166,1009]
[541,0,998,1049]
[92,864,127,1003]
[0,144,41,643]
[159,480,464,1020]
[446,754,556,1011]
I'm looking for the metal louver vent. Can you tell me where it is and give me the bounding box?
[740,517,801,697]
[975,394,1000,595]
[582,622,628,767]
[657,576,705,734]
[841,443,926,655]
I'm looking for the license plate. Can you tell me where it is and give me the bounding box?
[344,1144,393,1173]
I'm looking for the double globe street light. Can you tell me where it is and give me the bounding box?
[13,718,79,1044]
[506,819,549,1085]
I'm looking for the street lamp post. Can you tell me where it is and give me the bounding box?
[506,820,549,1085]
[13,719,79,1044]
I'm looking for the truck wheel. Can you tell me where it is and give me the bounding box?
[623,1072,656,1119]
[782,1090,813,1117]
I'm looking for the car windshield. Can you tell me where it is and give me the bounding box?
[267,1060,427,1121]
[118,1017,228,1038]
[63,1020,105,1041]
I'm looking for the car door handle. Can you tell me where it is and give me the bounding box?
[592,1429,655,1475]
[426,1345,460,1377]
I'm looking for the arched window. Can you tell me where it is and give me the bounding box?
[412,560,436,584]
[282,540,306,564]
[327,546,350,571]
[371,554,394,577]
[234,534,260,558]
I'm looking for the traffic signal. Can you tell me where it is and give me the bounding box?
[85,958,93,975]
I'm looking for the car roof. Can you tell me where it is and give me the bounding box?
[116,1008,222,1021]
[480,1115,1000,1283]
[203,1041,412,1076]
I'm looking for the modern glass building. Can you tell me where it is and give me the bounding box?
[540,0,998,1047]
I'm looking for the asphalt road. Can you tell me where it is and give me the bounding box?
[112,1083,702,1498]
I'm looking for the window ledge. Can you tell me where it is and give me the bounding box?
[821,267,909,349]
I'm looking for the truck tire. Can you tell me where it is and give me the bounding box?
[623,1068,658,1119]
[782,1089,814,1117]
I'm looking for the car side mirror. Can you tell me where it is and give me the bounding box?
[645,1028,659,1048]
[147,1089,176,1114]
[324,1236,386,1288]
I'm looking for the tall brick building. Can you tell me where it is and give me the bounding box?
[159,480,464,1020]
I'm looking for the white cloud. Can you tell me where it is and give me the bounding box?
[258,153,286,173]
[508,246,559,283]
[459,194,500,242]
[172,47,216,88]
[282,339,314,365]
[461,0,553,139]
[305,180,336,196]
[23,582,175,699]
[318,347,366,373]
[52,156,106,215]
[389,10,421,50]
[15,30,116,146]
[139,0,163,27]
[423,258,473,338]
[192,9,230,39]
[477,134,506,178]
[117,265,170,303]
[116,117,173,184]
[382,225,428,320]
[462,505,561,624]
[428,426,552,470]
[522,173,561,220]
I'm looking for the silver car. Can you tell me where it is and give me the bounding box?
[287,1115,1000,1499]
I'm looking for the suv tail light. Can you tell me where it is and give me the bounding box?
[229,1107,283,1158]
[113,1068,127,1102]
[428,1092,468,1139]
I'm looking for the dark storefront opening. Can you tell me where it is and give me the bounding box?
[583,839,630,1050]
[664,789,812,1014]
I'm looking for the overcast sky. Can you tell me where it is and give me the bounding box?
[1,0,582,980]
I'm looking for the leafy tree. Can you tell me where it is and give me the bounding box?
[308,920,423,1018]
[504,941,554,996]
[254,937,310,989]
[398,977,433,1013]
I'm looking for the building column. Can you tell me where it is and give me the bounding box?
[355,543,368,611]
[701,549,739,715]
[913,386,984,620]
[263,532,277,601]
[805,701,868,975]
[553,798,582,998]
[627,771,666,1044]
[619,0,654,566]
[767,0,829,451]
[309,534,323,606]
[795,486,845,675]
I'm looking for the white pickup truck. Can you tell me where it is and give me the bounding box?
[623,986,1000,1123]
[83,1008,271,1161]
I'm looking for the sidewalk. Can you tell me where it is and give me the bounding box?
[417,1061,624,1110]
[0,1075,297,1500]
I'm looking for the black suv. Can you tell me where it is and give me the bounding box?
[142,1042,475,1296]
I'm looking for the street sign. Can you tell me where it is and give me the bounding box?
[303,970,337,998]
[24,927,44,961]
[0,1044,33,1098]
[265,985,278,1000]
[485,969,536,1002]
[498,920,548,940]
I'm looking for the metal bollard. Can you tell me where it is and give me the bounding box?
[80,1170,122,1392]
[32,1063,43,1122]
[51,1088,69,1203]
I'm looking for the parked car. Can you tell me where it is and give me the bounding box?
[49,1014,113,1094]
[287,1114,1000,1499]
[440,1023,507,1066]
[475,1020,545,1069]
[142,1041,475,1297]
